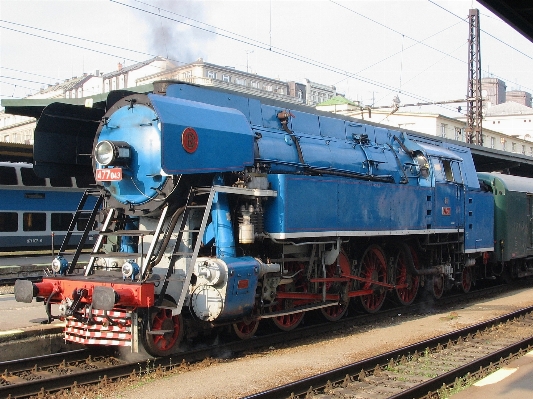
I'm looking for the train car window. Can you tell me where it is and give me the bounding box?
[20,167,46,186]
[51,213,73,231]
[0,166,17,185]
[23,212,46,231]
[74,174,95,188]
[0,212,18,232]
[49,176,73,187]
[76,217,96,231]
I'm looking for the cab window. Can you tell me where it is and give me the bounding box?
[432,158,463,184]
[441,160,454,182]
[431,158,446,182]
[450,161,463,184]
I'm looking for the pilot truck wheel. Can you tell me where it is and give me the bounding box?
[142,300,183,357]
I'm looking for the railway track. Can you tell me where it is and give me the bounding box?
[0,281,528,398]
[243,306,533,399]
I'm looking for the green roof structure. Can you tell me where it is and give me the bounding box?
[317,95,359,107]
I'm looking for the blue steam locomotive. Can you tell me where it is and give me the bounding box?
[15,82,502,356]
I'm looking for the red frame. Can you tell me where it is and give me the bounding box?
[35,277,155,308]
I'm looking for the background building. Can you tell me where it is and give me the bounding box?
[0,113,34,144]
[482,101,533,141]
[1,56,340,145]
[506,90,532,107]
[137,58,303,104]
[27,73,102,100]
[319,105,533,157]
[481,77,507,107]
[138,59,338,106]
[103,56,176,93]
[2,57,533,159]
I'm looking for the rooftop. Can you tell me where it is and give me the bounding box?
[102,56,175,79]
[485,101,533,116]
[318,95,358,107]
[31,74,93,96]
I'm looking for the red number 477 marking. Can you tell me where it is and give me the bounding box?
[95,168,122,181]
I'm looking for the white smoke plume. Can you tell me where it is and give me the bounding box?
[146,0,214,65]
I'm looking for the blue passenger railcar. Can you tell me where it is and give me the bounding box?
[0,162,97,250]
[15,83,494,356]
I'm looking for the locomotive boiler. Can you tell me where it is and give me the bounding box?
[15,82,494,356]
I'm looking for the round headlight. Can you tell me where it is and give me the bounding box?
[51,258,61,273]
[94,140,131,166]
[122,262,133,277]
[95,141,115,166]
[122,260,139,280]
[51,256,69,274]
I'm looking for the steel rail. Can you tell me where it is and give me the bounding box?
[241,305,533,399]
[0,282,529,398]
[0,348,89,372]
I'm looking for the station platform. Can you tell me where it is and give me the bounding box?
[0,251,89,280]
[0,291,64,336]
[0,253,74,356]
[0,289,67,361]
[451,351,533,399]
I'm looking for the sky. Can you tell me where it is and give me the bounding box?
[1,0,533,118]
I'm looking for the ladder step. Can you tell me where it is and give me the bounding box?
[180,229,200,233]
[91,252,141,258]
[187,205,207,209]
[173,252,193,256]
[99,230,155,236]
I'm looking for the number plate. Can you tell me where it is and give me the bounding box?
[95,168,123,181]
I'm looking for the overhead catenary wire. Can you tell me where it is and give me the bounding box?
[335,0,533,98]
[0,19,188,85]
[120,0,512,115]
[374,40,469,108]
[111,0,464,114]
[428,0,533,62]
[1,0,531,114]
[1,67,57,81]
[0,80,36,97]
[0,75,50,85]
[0,25,144,67]
[427,0,533,92]
[0,80,35,91]
[0,19,158,59]
[330,0,466,65]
